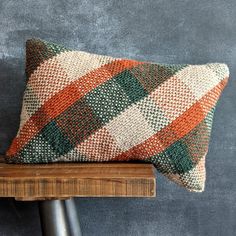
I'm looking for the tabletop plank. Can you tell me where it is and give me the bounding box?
[0,156,156,200]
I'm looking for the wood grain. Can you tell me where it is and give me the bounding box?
[0,156,156,201]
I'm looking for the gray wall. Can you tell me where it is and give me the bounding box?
[0,0,236,235]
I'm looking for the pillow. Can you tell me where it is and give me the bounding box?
[5,38,229,192]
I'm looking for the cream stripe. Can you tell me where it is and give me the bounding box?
[179,153,206,192]
[24,51,116,119]
[174,63,228,100]
[149,75,196,121]
[17,102,30,137]
[148,63,228,122]
[56,51,116,80]
[54,147,87,162]
[106,105,155,152]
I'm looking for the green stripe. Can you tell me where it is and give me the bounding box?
[85,80,132,124]
[113,69,148,103]
[40,120,74,156]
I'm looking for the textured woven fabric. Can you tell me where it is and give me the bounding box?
[6,38,229,192]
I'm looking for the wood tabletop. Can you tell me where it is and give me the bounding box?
[0,156,156,201]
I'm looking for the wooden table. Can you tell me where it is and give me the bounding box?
[0,155,156,235]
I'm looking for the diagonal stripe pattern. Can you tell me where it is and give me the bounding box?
[5,38,229,192]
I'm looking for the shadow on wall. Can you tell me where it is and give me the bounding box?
[0,57,26,154]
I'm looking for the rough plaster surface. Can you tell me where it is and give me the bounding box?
[0,0,236,235]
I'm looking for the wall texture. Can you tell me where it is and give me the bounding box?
[0,0,236,235]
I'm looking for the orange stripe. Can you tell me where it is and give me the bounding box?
[112,77,228,161]
[7,59,143,157]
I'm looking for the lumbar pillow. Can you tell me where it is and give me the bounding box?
[6,38,229,192]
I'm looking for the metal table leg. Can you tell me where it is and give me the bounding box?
[65,198,82,236]
[38,198,82,236]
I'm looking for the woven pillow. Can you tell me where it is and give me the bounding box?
[6,38,229,192]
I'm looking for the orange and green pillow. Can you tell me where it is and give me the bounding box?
[6,38,229,192]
